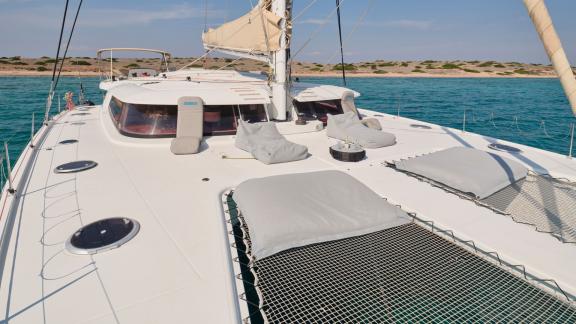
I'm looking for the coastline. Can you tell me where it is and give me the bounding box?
[0,70,558,78]
[292,72,557,79]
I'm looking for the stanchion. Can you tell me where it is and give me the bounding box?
[30,112,35,148]
[4,142,15,194]
[569,123,574,158]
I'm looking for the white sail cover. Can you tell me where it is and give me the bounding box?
[202,6,283,55]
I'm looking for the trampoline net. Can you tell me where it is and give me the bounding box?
[388,160,576,244]
[482,174,576,243]
[226,195,576,323]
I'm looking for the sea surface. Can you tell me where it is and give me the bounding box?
[1,76,575,170]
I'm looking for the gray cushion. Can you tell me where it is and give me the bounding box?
[235,120,309,164]
[395,147,529,199]
[361,118,382,130]
[170,136,201,155]
[234,170,411,259]
[327,112,396,148]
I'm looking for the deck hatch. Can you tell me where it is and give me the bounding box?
[410,124,432,129]
[59,139,79,145]
[488,143,523,153]
[66,218,140,255]
[226,196,576,323]
[54,160,97,173]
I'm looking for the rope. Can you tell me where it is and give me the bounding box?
[290,0,346,62]
[43,0,70,123]
[178,7,267,71]
[326,0,374,64]
[54,0,84,92]
[335,0,346,86]
[218,52,252,70]
[293,0,318,22]
[50,0,70,86]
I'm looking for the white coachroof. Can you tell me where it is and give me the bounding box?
[291,82,360,102]
[99,70,358,106]
[107,82,272,106]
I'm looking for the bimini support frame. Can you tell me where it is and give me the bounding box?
[523,0,576,115]
[96,48,173,80]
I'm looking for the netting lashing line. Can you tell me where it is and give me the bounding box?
[222,191,576,323]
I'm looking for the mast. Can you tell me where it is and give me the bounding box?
[523,0,576,115]
[271,0,292,121]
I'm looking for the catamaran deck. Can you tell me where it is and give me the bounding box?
[2,104,576,323]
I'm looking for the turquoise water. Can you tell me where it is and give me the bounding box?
[1,76,575,169]
[305,77,576,156]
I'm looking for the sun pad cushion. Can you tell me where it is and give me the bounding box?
[233,170,411,259]
[394,147,528,199]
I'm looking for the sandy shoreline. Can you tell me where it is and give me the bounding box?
[293,72,557,79]
[0,70,557,79]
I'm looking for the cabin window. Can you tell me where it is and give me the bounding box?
[203,104,267,136]
[122,104,178,137]
[109,97,124,124]
[239,104,268,123]
[108,98,267,138]
[293,99,344,124]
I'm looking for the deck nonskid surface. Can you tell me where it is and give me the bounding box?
[1,106,576,323]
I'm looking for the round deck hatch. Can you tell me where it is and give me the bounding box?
[488,143,522,153]
[54,160,97,173]
[410,124,432,129]
[66,218,140,255]
[59,139,78,145]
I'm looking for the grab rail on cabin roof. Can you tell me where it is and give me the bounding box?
[96,48,173,81]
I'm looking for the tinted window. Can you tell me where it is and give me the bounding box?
[239,104,268,123]
[203,105,238,136]
[109,100,267,138]
[293,99,344,124]
[109,97,124,124]
[122,104,177,137]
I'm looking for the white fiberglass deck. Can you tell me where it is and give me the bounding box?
[1,104,576,323]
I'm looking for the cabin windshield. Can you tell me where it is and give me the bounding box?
[293,99,344,124]
[108,97,268,138]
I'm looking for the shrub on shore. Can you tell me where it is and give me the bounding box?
[514,69,537,75]
[477,61,495,67]
[441,63,460,69]
[72,60,91,66]
[332,63,357,71]
[36,66,48,71]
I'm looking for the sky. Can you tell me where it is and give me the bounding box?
[1,0,575,64]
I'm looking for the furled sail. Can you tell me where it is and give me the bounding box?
[202,5,283,58]
[523,0,576,115]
